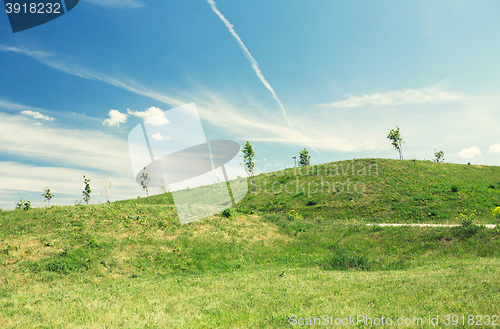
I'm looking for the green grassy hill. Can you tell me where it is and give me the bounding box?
[1,159,499,328]
[238,158,500,223]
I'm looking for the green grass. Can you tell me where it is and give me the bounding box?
[1,158,500,327]
[239,158,500,224]
[1,259,499,328]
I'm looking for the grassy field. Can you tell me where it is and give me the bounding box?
[1,159,500,328]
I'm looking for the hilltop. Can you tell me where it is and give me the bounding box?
[236,158,500,223]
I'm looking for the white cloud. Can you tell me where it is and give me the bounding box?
[33,122,42,126]
[459,146,481,159]
[127,107,169,127]
[21,110,54,121]
[83,0,144,8]
[152,132,163,141]
[102,109,128,127]
[127,106,163,119]
[317,87,465,109]
[488,144,500,153]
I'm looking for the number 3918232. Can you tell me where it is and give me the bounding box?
[5,3,61,14]
[443,315,498,326]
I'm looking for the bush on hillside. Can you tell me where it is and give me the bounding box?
[222,208,233,218]
[493,206,500,219]
[15,199,31,211]
[287,210,302,221]
[453,209,484,238]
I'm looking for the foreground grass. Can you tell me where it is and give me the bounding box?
[1,202,500,327]
[1,258,499,328]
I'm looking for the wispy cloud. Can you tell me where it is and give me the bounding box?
[0,45,50,57]
[0,112,131,174]
[0,111,161,209]
[1,97,105,125]
[205,0,322,156]
[317,87,465,109]
[0,97,47,112]
[459,146,481,159]
[82,0,144,8]
[0,45,185,108]
[103,109,128,127]
[0,44,333,153]
[196,93,387,153]
[0,44,406,155]
[21,110,54,121]
[488,144,500,153]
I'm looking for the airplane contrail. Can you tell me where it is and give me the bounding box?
[206,0,323,157]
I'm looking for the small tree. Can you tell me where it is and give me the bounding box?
[298,148,311,166]
[434,149,445,163]
[140,167,151,201]
[159,178,169,194]
[242,141,256,180]
[82,175,92,205]
[41,187,54,207]
[100,173,112,202]
[16,199,31,211]
[387,125,404,159]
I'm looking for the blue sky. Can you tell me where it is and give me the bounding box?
[1,0,500,209]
